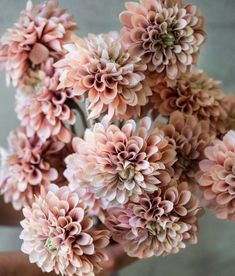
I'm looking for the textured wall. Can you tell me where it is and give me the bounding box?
[0,1,235,276]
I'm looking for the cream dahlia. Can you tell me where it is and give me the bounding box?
[120,0,206,83]
[198,130,235,221]
[106,181,201,258]
[55,32,152,121]
[64,117,176,206]
[159,111,214,181]
[0,127,64,210]
[20,184,110,276]
[0,0,77,87]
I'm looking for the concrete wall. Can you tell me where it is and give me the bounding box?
[0,1,235,275]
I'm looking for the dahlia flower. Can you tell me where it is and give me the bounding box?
[0,0,77,87]
[0,127,64,210]
[16,74,78,143]
[198,130,235,221]
[151,71,227,131]
[69,185,106,223]
[106,181,201,258]
[119,0,206,83]
[222,94,235,133]
[159,111,214,181]
[55,32,152,121]
[64,117,176,206]
[20,184,110,276]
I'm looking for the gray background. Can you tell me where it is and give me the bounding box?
[0,1,235,275]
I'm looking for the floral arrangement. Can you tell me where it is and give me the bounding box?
[0,0,234,275]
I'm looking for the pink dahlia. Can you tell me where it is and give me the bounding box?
[69,186,106,223]
[222,94,235,133]
[20,184,110,275]
[16,73,78,143]
[106,181,201,258]
[119,0,206,83]
[55,32,152,121]
[0,127,64,210]
[198,130,235,221]
[159,111,214,181]
[64,117,176,206]
[0,0,77,87]
[151,71,227,131]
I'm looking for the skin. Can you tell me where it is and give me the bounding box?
[0,197,137,276]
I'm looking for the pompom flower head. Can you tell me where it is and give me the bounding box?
[65,117,176,206]
[55,32,152,121]
[20,184,110,276]
[106,181,201,258]
[151,71,227,132]
[198,130,235,221]
[0,127,64,210]
[0,0,77,87]
[159,111,214,182]
[16,72,78,143]
[119,0,206,83]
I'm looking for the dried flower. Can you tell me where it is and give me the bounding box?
[120,0,206,83]
[55,32,152,121]
[198,130,235,221]
[106,181,201,258]
[20,184,110,275]
[64,117,176,206]
[0,127,64,210]
[0,0,77,87]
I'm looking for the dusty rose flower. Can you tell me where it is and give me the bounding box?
[20,184,110,276]
[106,181,201,258]
[119,0,206,83]
[159,111,214,182]
[0,127,64,210]
[198,130,235,221]
[55,32,152,121]
[64,117,176,206]
[221,94,235,133]
[16,74,78,143]
[151,71,227,130]
[0,0,77,87]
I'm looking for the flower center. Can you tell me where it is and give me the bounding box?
[177,155,193,171]
[149,228,158,236]
[45,238,58,254]
[119,167,135,182]
[161,31,176,47]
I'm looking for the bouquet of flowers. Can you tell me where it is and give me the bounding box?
[0,0,234,275]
